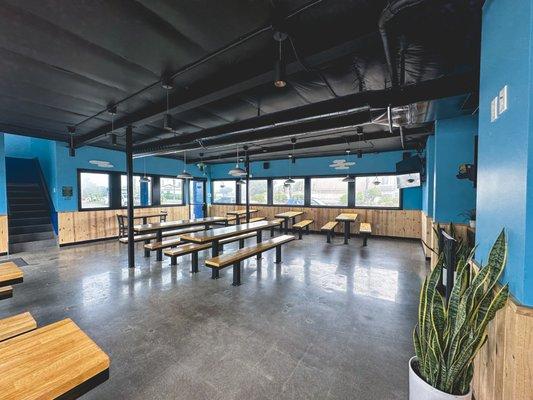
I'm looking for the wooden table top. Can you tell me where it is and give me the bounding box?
[0,262,23,286]
[117,211,167,219]
[226,209,258,216]
[134,216,226,232]
[0,318,110,399]
[335,213,359,222]
[180,220,281,243]
[274,211,304,218]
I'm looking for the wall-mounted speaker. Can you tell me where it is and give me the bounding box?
[263,162,270,170]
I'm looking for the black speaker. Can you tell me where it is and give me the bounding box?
[263,162,270,169]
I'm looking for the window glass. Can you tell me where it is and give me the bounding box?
[212,180,236,203]
[121,175,152,206]
[310,177,348,206]
[80,172,110,209]
[160,177,183,204]
[239,180,268,204]
[272,179,305,205]
[355,175,400,208]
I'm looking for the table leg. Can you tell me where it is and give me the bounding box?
[256,230,262,259]
[144,239,150,257]
[142,217,147,224]
[291,217,296,233]
[156,230,163,260]
[211,240,220,279]
[284,218,289,234]
[235,215,240,225]
[343,221,350,245]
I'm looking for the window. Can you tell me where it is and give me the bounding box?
[310,177,348,206]
[272,179,305,205]
[160,177,183,204]
[355,175,400,208]
[80,172,110,209]
[121,175,152,207]
[239,180,268,204]
[212,180,236,203]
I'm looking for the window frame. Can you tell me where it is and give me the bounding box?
[158,175,185,206]
[211,179,238,205]
[78,169,112,211]
[238,178,269,205]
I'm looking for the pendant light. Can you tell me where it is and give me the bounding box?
[342,149,355,183]
[177,150,192,179]
[228,144,247,176]
[284,139,296,185]
[273,31,287,88]
[140,157,150,183]
[373,175,381,186]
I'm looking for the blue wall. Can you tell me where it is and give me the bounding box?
[209,151,422,209]
[476,0,533,305]
[432,115,477,223]
[0,135,6,214]
[422,135,435,217]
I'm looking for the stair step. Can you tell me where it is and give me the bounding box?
[7,183,40,188]
[9,210,49,219]
[7,197,47,204]
[10,238,57,253]
[8,204,48,212]
[8,217,50,227]
[9,231,56,243]
[9,224,54,235]
[7,188,42,195]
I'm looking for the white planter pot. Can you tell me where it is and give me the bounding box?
[469,220,476,228]
[409,357,472,400]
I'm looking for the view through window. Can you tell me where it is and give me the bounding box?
[160,177,183,204]
[80,172,110,209]
[272,179,305,205]
[121,175,152,206]
[239,180,268,204]
[310,177,348,206]
[355,175,400,208]
[212,180,236,203]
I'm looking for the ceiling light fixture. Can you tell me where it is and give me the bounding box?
[140,157,150,183]
[342,149,355,183]
[177,150,192,179]
[284,138,296,185]
[273,30,287,88]
[373,176,381,186]
[228,144,247,176]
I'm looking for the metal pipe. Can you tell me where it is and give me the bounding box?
[126,126,135,269]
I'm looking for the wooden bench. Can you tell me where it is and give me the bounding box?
[0,286,13,300]
[118,233,156,244]
[0,312,37,342]
[0,318,110,399]
[292,219,314,239]
[164,243,211,273]
[119,226,204,244]
[270,218,285,237]
[205,235,295,285]
[0,262,23,287]
[219,232,257,251]
[359,223,372,246]
[321,221,339,243]
[144,238,182,254]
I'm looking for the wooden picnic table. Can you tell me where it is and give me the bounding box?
[0,318,110,400]
[226,209,258,224]
[0,262,23,287]
[117,211,167,224]
[335,213,360,244]
[133,217,227,260]
[274,211,304,234]
[180,220,282,278]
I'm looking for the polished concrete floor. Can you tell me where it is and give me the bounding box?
[0,233,428,400]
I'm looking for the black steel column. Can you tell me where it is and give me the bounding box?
[126,126,135,268]
[245,152,250,223]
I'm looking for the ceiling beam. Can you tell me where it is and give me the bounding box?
[73,36,377,148]
[189,125,433,163]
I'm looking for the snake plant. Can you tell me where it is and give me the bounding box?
[413,229,509,395]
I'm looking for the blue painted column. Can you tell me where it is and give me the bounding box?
[432,115,477,224]
[476,0,533,305]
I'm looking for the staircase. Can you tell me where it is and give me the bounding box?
[6,159,57,253]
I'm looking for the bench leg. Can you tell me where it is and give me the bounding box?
[144,239,151,257]
[239,239,245,249]
[326,231,331,243]
[298,229,303,240]
[343,221,350,245]
[211,268,220,279]
[362,234,369,247]
[170,255,177,266]
[275,245,282,263]
[191,252,199,273]
[156,249,163,261]
[306,225,310,235]
[256,230,262,259]
[232,262,241,286]
[270,227,275,238]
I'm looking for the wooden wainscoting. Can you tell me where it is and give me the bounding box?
[58,206,189,245]
[208,205,421,239]
[420,212,433,258]
[472,297,533,400]
[0,215,8,254]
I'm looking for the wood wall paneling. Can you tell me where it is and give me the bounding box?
[208,205,421,239]
[58,206,189,244]
[0,215,8,254]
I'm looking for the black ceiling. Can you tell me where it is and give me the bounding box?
[0,0,481,163]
